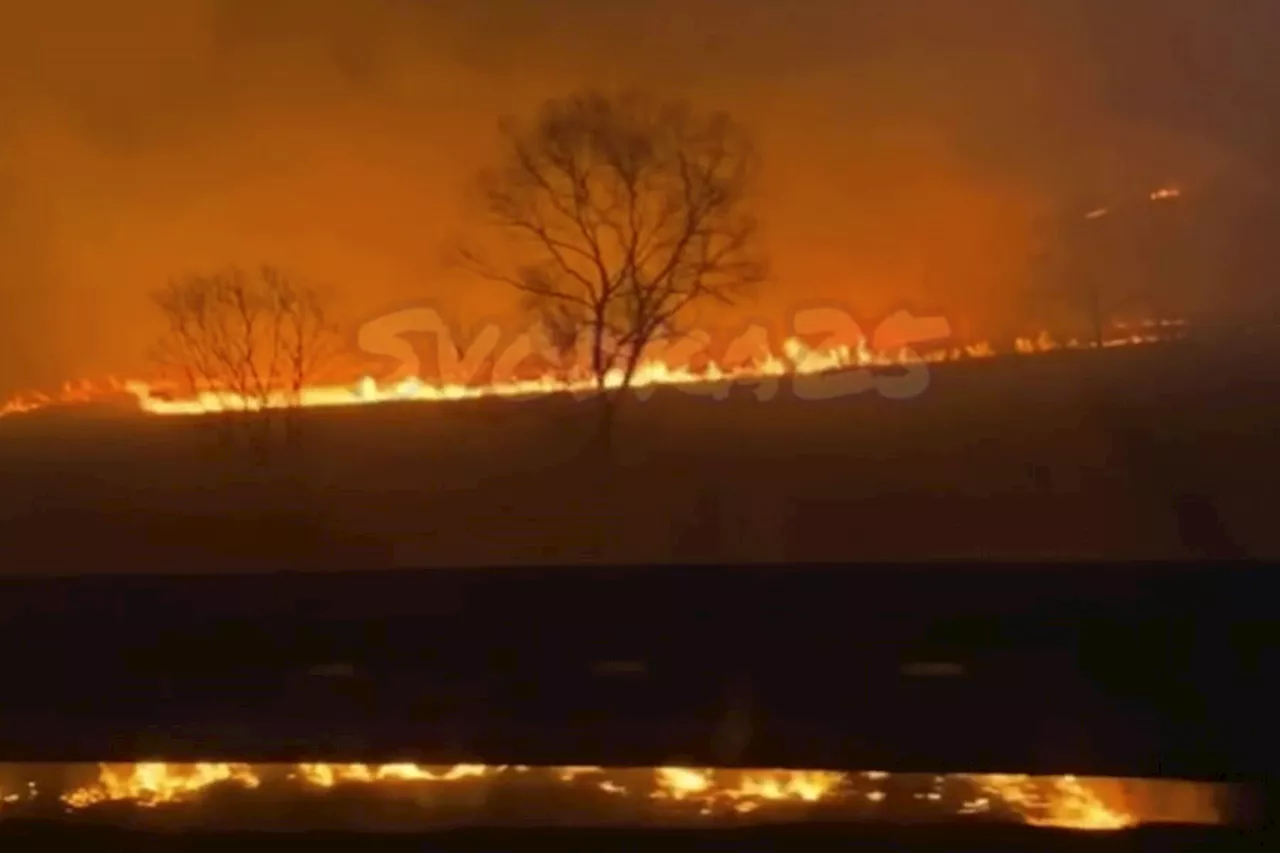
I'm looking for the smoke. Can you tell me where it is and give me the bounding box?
[0,1,1271,394]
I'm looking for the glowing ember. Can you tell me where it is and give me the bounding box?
[1,324,1183,421]
[59,763,260,809]
[0,763,1229,831]
[969,774,1133,831]
[0,184,1193,421]
[290,763,492,787]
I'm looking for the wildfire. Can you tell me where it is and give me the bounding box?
[1085,186,1182,220]
[968,774,1133,830]
[0,376,134,418]
[0,181,1193,422]
[0,324,1182,421]
[59,763,260,809]
[0,762,1230,831]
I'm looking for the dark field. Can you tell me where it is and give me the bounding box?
[2,336,1278,572]
[0,822,1254,853]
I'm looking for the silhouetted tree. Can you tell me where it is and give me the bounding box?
[1032,191,1186,347]
[152,265,336,460]
[465,90,766,450]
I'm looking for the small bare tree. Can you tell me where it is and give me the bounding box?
[152,265,337,459]
[465,90,766,448]
[1032,192,1186,347]
[1036,213,1141,348]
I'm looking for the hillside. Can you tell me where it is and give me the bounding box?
[1,337,1276,572]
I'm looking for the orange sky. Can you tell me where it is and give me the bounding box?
[0,0,1263,395]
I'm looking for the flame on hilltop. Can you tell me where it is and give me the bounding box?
[0,376,134,418]
[0,762,1232,831]
[1,321,1184,420]
[0,185,1190,422]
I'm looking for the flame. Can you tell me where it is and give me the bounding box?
[1,323,1185,422]
[290,762,492,786]
[59,762,260,809]
[648,768,847,815]
[0,376,133,417]
[127,332,969,417]
[0,185,1192,422]
[0,762,1228,830]
[1083,186,1181,221]
[970,774,1133,830]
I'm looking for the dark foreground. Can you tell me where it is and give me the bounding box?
[1,336,1278,570]
[1,340,1275,839]
[0,562,1273,787]
[0,822,1257,853]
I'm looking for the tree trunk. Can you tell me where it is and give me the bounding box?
[1088,283,1104,348]
[585,341,643,560]
[581,394,618,561]
[595,392,618,456]
[595,352,642,459]
[591,321,607,392]
[249,419,273,468]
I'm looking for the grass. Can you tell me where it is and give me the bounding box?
[1,336,1277,572]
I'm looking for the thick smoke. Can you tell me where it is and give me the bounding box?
[0,0,1272,394]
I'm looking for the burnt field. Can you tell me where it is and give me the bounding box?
[1,336,1277,572]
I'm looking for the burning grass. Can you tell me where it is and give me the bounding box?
[1,323,1181,420]
[0,763,1232,831]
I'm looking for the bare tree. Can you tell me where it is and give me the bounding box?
[465,90,766,448]
[1031,222,1113,349]
[152,265,337,459]
[1032,192,1186,347]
